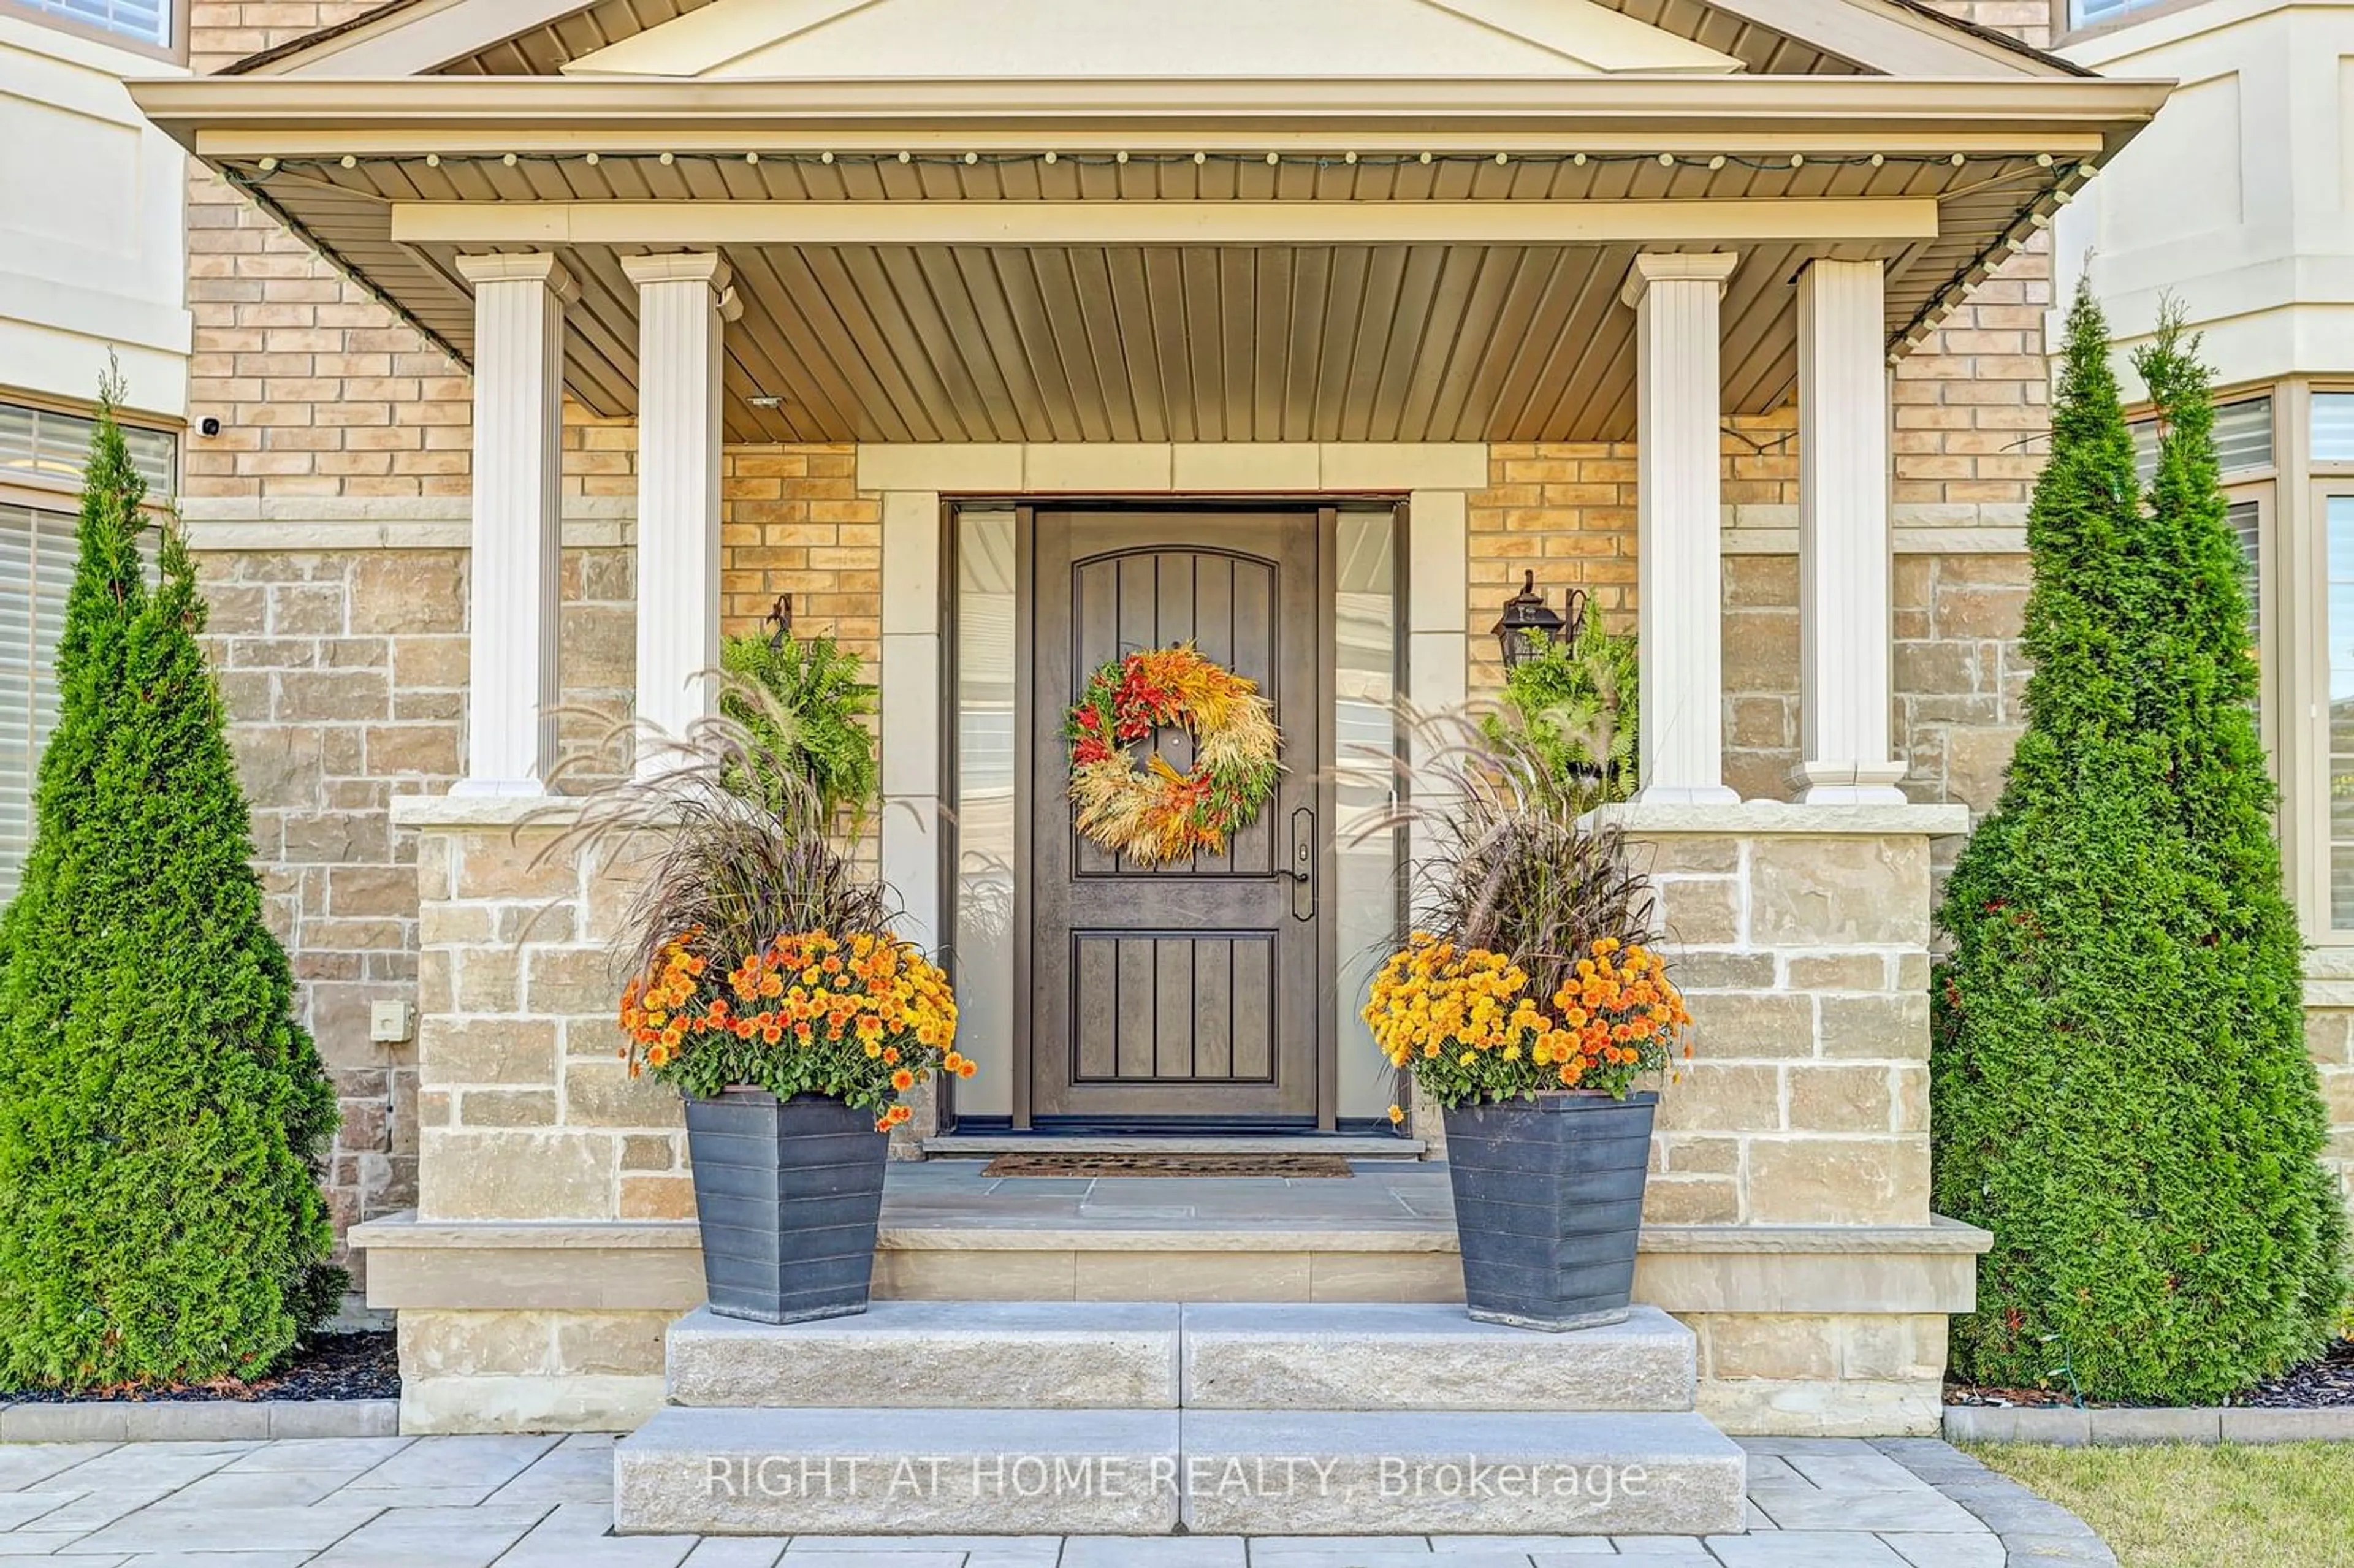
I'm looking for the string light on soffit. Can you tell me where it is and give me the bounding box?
[227,148,2079,178]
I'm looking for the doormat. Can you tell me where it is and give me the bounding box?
[981,1153,1355,1179]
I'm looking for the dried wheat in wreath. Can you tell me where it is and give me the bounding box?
[1063,642,1281,866]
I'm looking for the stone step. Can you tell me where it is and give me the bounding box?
[615,1406,1181,1535]
[612,1406,1746,1538]
[666,1301,1181,1409]
[665,1300,1695,1414]
[1179,1302,1696,1412]
[1179,1409,1747,1537]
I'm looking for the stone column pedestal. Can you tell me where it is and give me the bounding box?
[1586,799,1984,1435]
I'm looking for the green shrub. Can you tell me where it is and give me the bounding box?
[718,624,878,828]
[0,381,342,1390]
[1932,286,2346,1402]
[1482,610,1639,808]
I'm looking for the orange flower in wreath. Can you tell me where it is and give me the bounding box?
[1064,642,1281,866]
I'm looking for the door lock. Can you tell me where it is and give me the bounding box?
[1288,806,1316,920]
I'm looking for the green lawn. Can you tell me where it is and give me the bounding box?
[1969,1442,2354,1568]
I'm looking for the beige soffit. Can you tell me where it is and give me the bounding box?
[221,0,2062,81]
[556,0,1743,80]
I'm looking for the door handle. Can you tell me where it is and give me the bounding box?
[1289,805,1316,921]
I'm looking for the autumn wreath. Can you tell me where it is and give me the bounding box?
[1065,643,1281,866]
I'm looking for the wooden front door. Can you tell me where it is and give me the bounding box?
[1026,508,1334,1129]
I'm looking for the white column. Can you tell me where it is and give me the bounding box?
[1795,259,1907,804]
[1622,251,1739,804]
[451,253,574,796]
[625,253,741,775]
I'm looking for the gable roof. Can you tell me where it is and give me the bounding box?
[555,0,1744,80]
[223,0,2084,80]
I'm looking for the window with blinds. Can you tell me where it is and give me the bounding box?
[2129,395,2274,482]
[12,0,170,47]
[0,506,75,902]
[0,403,175,500]
[2228,497,2263,642]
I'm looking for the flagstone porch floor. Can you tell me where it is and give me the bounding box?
[878,1160,1457,1240]
[0,1433,2116,1566]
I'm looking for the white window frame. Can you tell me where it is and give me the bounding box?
[2062,0,2209,40]
[0,0,183,61]
[2277,379,2354,944]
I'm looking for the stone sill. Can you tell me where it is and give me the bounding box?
[1943,1403,2354,1445]
[352,1211,1981,1315]
[918,1133,1428,1157]
[351,1216,696,1250]
[180,495,638,553]
[1587,801,1972,838]
[0,1398,398,1443]
[351,1211,1988,1258]
[389,793,589,831]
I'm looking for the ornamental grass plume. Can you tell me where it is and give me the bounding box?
[544,701,958,1131]
[543,695,891,994]
[1357,706,1653,1010]
[1352,708,1680,1109]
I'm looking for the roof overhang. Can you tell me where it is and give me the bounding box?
[130,71,2171,445]
[135,72,2161,147]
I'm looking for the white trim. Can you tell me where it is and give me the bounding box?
[857,443,1491,497]
[878,490,943,951]
[390,199,1942,248]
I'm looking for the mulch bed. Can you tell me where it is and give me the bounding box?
[0,1330,397,1404]
[982,1152,1355,1178]
[1947,1338,2354,1410]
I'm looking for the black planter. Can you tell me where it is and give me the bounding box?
[682,1089,889,1325]
[1442,1090,1658,1331]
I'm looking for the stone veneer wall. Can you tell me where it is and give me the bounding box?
[185,432,880,1276]
[1622,806,1970,1433]
[374,801,1973,1435]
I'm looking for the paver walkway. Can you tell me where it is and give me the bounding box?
[0,1433,2113,1567]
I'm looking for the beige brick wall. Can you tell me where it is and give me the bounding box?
[190,2,386,73]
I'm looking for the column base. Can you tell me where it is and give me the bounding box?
[1631,783,1742,805]
[1792,761,1910,805]
[449,777,550,799]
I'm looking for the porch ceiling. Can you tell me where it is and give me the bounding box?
[429,238,1883,446]
[136,71,2167,444]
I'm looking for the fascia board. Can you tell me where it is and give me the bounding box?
[129,73,2177,151]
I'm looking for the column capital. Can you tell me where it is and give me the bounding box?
[623,251,745,322]
[454,250,579,305]
[1618,251,1740,310]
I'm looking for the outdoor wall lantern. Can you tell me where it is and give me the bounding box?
[1491,569,1582,671]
